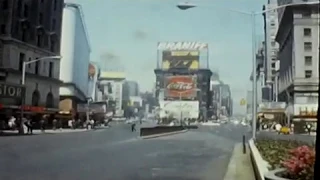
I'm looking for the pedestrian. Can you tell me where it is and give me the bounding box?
[40,116,45,132]
[52,118,57,130]
[131,123,136,132]
[25,118,33,134]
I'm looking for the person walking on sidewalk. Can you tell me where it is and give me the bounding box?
[40,116,46,132]
[52,118,57,130]
[131,123,136,132]
[25,117,33,134]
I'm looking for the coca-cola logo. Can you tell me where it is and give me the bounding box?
[167,82,193,91]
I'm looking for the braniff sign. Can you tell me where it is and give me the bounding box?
[158,42,208,50]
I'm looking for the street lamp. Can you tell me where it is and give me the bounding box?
[19,55,61,134]
[86,97,93,122]
[176,1,320,140]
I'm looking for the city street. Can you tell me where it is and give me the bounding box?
[0,122,250,180]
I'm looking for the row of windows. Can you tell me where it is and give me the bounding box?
[303,28,314,78]
[18,53,54,78]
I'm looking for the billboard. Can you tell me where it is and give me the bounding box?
[158,42,208,50]
[164,75,197,99]
[159,100,199,119]
[162,50,199,70]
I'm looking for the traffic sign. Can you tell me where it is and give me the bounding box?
[240,99,246,106]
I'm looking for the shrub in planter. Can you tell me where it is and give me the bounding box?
[255,139,307,170]
[281,145,315,180]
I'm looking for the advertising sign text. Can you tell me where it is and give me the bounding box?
[158,42,208,50]
[0,83,25,99]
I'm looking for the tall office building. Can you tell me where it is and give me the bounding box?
[262,0,280,91]
[276,0,319,127]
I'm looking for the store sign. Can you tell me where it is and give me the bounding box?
[158,42,208,50]
[21,105,45,112]
[0,83,25,99]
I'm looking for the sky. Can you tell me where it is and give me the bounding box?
[66,0,267,114]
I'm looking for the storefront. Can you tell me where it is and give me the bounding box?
[0,82,59,127]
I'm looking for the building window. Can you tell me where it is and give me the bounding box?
[305,70,312,78]
[17,0,22,17]
[304,56,312,66]
[271,41,276,46]
[50,39,55,52]
[2,0,8,10]
[0,24,6,34]
[271,62,275,68]
[19,53,25,71]
[39,13,43,24]
[22,29,27,42]
[35,58,39,75]
[303,28,311,36]
[304,42,312,51]
[23,4,28,17]
[53,0,57,11]
[43,61,47,73]
[49,62,54,78]
[37,33,42,47]
[28,58,31,68]
[302,10,312,17]
[51,19,56,30]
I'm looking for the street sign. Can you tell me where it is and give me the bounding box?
[240,98,246,106]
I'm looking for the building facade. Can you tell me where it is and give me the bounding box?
[0,0,64,112]
[59,3,90,104]
[276,0,319,125]
[97,71,125,117]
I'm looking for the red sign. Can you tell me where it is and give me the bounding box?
[165,76,196,98]
[21,106,45,112]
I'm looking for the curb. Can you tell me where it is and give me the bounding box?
[223,144,239,180]
[224,143,255,180]
[249,139,271,180]
[140,129,188,139]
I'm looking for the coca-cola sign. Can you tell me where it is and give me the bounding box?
[165,76,196,98]
[167,82,193,91]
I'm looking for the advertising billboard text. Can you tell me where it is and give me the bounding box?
[158,42,208,50]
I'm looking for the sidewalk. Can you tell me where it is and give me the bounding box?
[224,143,255,180]
[1,128,90,136]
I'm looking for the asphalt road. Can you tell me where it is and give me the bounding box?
[0,122,249,180]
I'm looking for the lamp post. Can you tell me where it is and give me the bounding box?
[20,55,61,134]
[86,97,93,122]
[176,1,319,140]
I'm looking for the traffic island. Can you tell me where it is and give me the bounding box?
[140,126,188,139]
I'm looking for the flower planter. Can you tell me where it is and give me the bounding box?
[264,168,293,180]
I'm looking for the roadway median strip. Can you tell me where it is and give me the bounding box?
[140,129,188,139]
